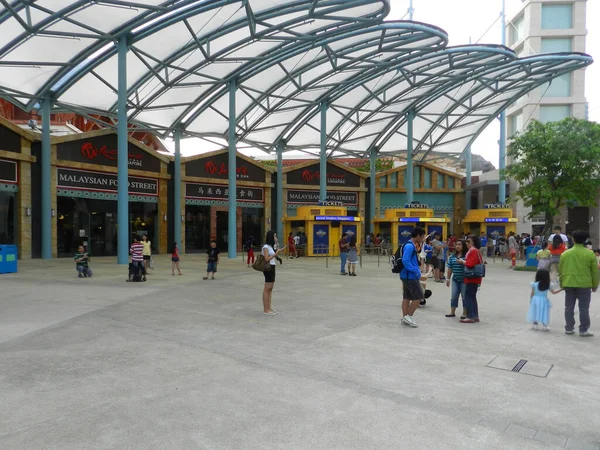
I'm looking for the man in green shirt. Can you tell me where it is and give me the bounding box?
[74,245,93,278]
[558,230,598,337]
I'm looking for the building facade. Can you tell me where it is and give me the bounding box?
[505,0,591,238]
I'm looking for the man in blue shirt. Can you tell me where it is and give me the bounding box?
[480,232,488,263]
[401,226,428,328]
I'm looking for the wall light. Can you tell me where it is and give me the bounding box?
[51,209,56,217]
[181,215,184,223]
[25,207,31,216]
[163,214,167,222]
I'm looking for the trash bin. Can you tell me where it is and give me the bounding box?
[525,245,539,268]
[0,245,18,274]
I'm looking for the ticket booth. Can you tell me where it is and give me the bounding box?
[375,206,450,246]
[463,204,518,237]
[284,206,362,257]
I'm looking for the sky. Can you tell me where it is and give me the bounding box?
[169,0,598,164]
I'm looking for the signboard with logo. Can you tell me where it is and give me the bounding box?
[286,190,358,206]
[0,125,21,153]
[314,216,360,222]
[485,218,518,223]
[398,217,446,223]
[286,163,361,187]
[185,182,264,203]
[56,135,162,173]
[0,159,17,183]
[484,203,510,209]
[404,203,429,209]
[185,153,266,182]
[57,168,158,196]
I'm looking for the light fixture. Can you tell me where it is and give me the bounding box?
[181,215,184,223]
[163,214,167,222]
[51,209,56,217]
[25,207,31,216]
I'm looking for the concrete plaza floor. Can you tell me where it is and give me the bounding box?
[1,253,599,450]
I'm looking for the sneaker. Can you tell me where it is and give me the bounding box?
[565,330,575,335]
[263,311,277,316]
[341,272,348,276]
[541,326,550,332]
[403,315,418,328]
[580,330,594,337]
[532,324,539,331]
[401,316,410,326]
[78,273,83,278]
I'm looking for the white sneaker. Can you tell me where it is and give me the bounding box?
[580,330,594,337]
[541,326,550,332]
[401,316,410,326]
[404,315,418,328]
[532,324,539,331]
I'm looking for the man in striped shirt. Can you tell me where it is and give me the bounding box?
[129,236,146,281]
[445,239,467,318]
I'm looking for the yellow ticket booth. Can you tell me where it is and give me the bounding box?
[284,206,362,257]
[463,204,518,237]
[375,205,450,246]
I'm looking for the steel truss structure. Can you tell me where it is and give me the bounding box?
[0,0,592,261]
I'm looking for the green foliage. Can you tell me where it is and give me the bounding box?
[503,118,600,231]
[355,158,394,173]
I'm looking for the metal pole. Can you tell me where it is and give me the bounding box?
[117,36,129,265]
[499,0,507,203]
[320,101,328,203]
[228,80,237,259]
[465,145,472,211]
[276,142,284,239]
[174,129,182,248]
[41,98,51,259]
[370,147,377,233]
[406,110,415,203]
[408,0,414,20]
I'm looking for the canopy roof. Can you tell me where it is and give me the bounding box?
[0,0,593,159]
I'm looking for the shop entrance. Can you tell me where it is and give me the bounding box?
[216,211,229,250]
[185,205,210,253]
[57,197,157,257]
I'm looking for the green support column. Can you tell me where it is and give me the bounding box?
[276,142,284,239]
[499,0,507,203]
[465,145,472,211]
[320,101,328,203]
[41,98,52,259]
[406,111,415,203]
[228,80,237,259]
[117,36,129,265]
[370,147,377,233]
[174,129,182,248]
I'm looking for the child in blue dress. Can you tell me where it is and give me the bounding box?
[527,269,562,331]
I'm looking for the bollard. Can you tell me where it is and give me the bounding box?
[377,251,380,268]
[326,250,328,268]
[360,249,363,268]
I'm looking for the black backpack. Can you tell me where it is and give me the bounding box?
[391,242,417,274]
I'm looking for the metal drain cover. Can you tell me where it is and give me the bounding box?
[486,356,553,378]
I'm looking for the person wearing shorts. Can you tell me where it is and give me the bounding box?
[400,226,428,328]
[261,230,284,315]
[203,240,220,280]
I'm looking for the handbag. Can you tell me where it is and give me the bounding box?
[252,254,272,272]
[464,251,486,278]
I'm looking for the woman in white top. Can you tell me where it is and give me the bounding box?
[262,230,284,316]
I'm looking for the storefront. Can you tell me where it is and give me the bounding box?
[182,150,272,253]
[0,118,36,258]
[375,162,464,238]
[375,204,450,246]
[281,161,367,240]
[47,130,169,257]
[463,203,518,237]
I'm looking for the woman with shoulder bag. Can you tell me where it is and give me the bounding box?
[461,235,484,323]
[262,230,284,316]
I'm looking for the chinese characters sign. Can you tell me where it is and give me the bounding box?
[185,153,266,182]
[185,183,264,203]
[56,135,161,172]
[286,163,361,187]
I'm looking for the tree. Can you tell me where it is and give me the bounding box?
[502,117,600,237]
[355,158,393,173]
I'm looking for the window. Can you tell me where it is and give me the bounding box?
[423,169,432,188]
[510,112,524,137]
[390,173,398,189]
[379,176,387,189]
[413,166,420,188]
[510,15,524,45]
[447,177,454,189]
[541,4,572,30]
[541,37,572,53]
[544,73,571,98]
[437,173,445,189]
[540,105,571,123]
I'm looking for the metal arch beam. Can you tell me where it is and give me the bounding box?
[420,58,593,161]
[108,0,388,118]
[177,21,447,138]
[322,45,516,154]
[367,54,592,159]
